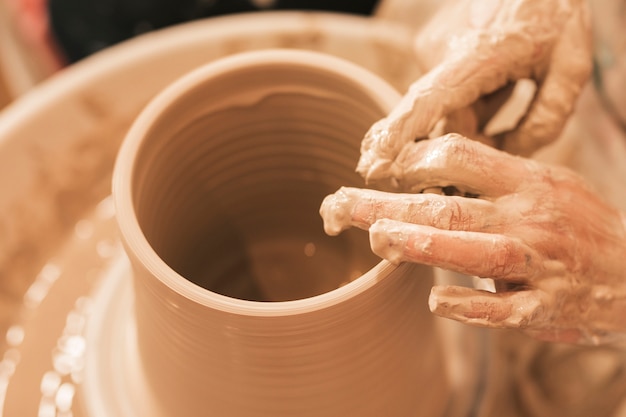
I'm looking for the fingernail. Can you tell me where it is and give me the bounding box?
[428,287,457,317]
[428,289,440,314]
[369,219,406,264]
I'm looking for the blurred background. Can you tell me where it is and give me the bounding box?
[0,0,442,111]
[0,0,382,110]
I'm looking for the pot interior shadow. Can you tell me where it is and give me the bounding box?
[133,91,382,301]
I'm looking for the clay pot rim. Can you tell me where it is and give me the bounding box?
[113,48,403,316]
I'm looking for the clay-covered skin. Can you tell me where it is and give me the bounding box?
[357,0,592,187]
[321,134,626,345]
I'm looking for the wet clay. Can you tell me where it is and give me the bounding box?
[113,50,460,417]
[134,93,381,301]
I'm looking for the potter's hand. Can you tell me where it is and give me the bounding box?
[322,134,626,345]
[358,0,592,186]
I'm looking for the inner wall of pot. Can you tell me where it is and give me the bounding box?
[132,70,384,301]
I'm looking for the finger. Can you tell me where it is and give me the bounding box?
[369,218,540,281]
[319,186,500,235]
[356,118,405,188]
[431,86,517,145]
[358,36,527,184]
[428,85,515,147]
[428,285,544,329]
[356,68,453,184]
[430,107,497,148]
[395,133,531,196]
[430,107,480,141]
[473,82,516,132]
[500,4,592,156]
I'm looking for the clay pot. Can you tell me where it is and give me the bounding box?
[113,49,449,416]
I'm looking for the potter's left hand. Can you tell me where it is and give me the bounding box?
[358,0,592,188]
[321,134,626,345]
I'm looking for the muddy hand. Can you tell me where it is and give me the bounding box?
[357,0,592,186]
[324,134,626,345]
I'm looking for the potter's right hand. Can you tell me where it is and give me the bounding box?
[323,134,626,345]
[358,0,592,188]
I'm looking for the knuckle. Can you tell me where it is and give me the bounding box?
[436,133,467,155]
[434,133,479,167]
[429,198,474,231]
[488,236,527,278]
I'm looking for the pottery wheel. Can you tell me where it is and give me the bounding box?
[5,9,626,417]
[0,12,444,417]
